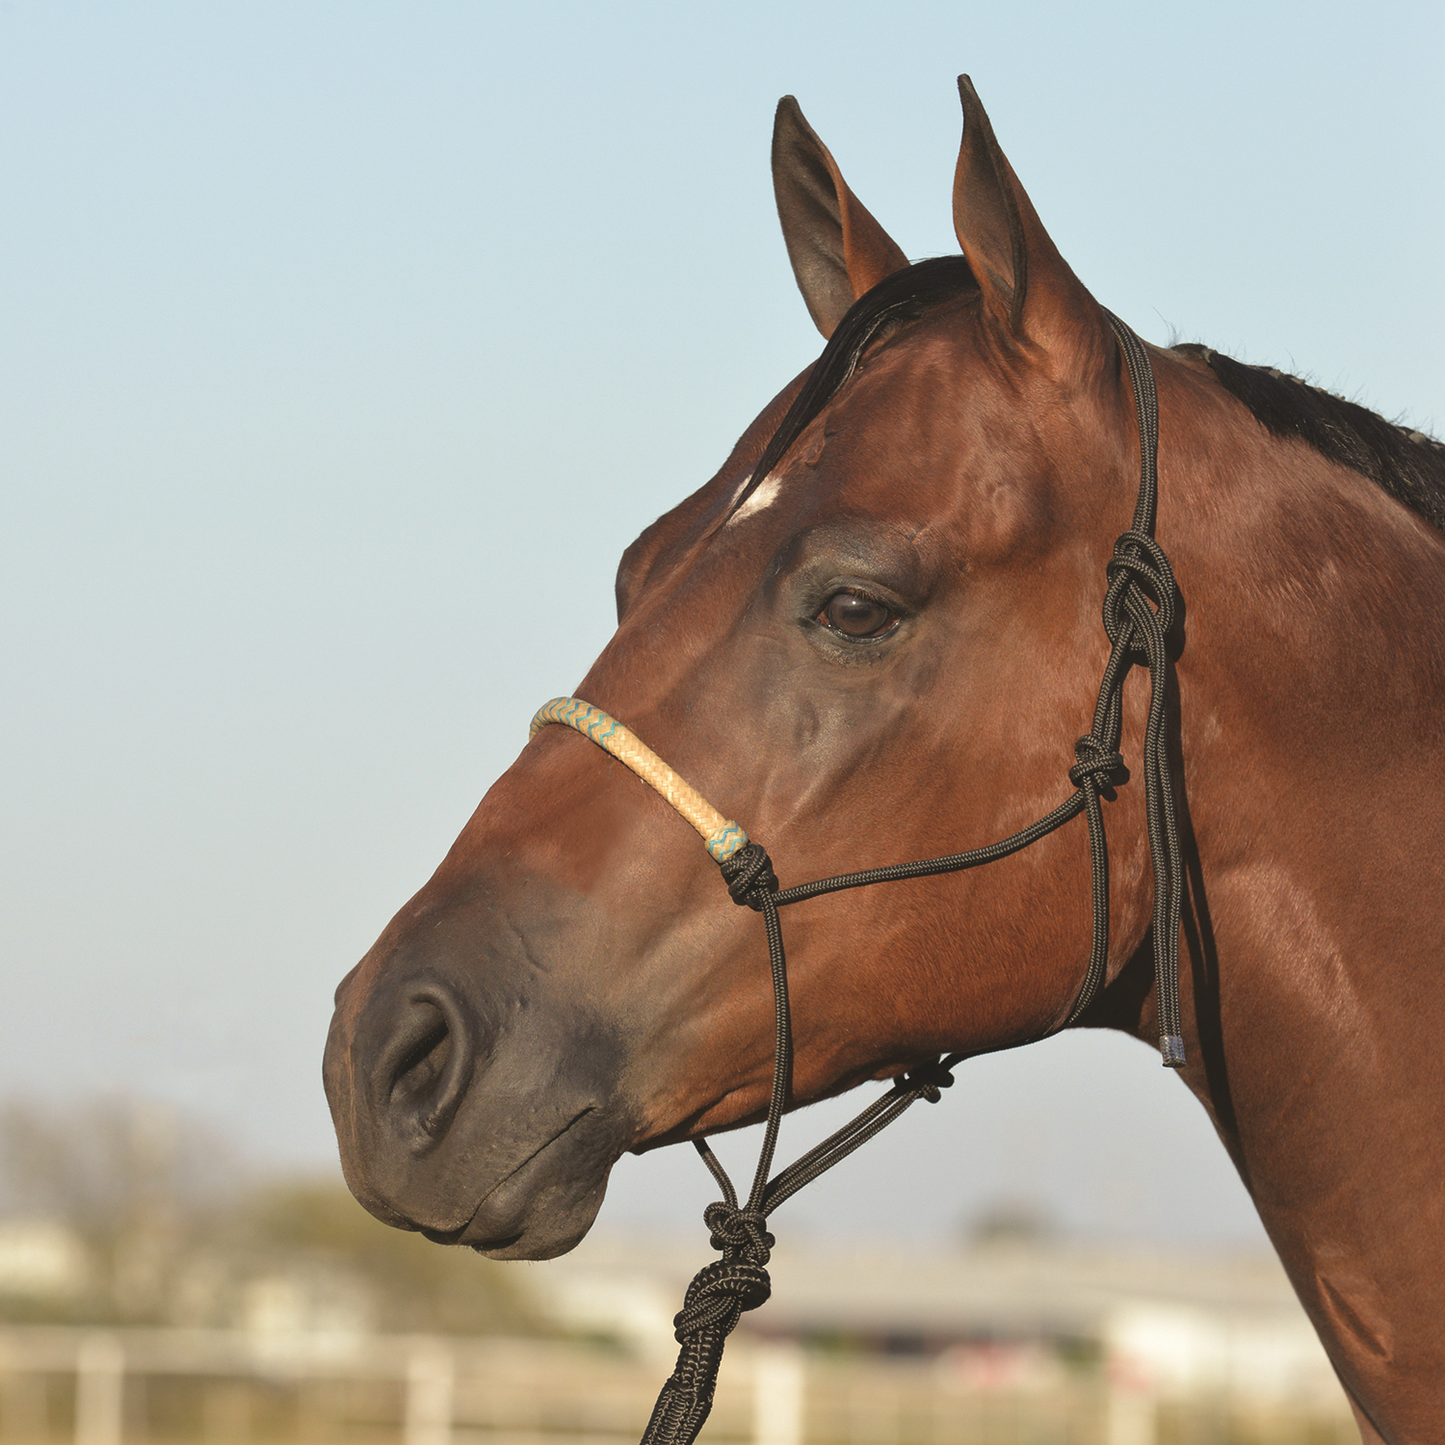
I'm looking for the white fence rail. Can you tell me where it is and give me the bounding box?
[0,1326,1354,1445]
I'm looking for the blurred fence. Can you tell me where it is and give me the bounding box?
[0,1327,1356,1445]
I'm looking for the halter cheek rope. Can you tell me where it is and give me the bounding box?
[529,314,1184,1445]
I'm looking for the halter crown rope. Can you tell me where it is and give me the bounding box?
[530,315,1183,1445]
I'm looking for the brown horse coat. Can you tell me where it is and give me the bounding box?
[325,79,1445,1443]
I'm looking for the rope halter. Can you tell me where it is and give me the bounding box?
[527,312,1185,1445]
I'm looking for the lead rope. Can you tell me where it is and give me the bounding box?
[535,314,1183,1445]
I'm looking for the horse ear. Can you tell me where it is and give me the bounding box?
[952,75,1098,356]
[773,96,911,339]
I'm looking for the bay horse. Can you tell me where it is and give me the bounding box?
[324,78,1445,1443]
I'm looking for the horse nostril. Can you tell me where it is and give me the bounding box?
[393,1011,451,1101]
[374,984,475,1148]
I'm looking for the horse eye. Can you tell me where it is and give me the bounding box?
[821,592,896,638]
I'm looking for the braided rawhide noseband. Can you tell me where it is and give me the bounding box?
[530,314,1184,1445]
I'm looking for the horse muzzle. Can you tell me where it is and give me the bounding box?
[322,888,639,1261]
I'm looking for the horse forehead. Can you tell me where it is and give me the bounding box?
[726,353,1000,528]
[828,338,1036,474]
[813,402,1039,538]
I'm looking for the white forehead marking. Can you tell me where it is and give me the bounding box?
[727,472,784,525]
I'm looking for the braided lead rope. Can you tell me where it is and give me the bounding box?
[529,314,1185,1445]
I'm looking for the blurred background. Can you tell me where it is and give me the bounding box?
[2,1,1440,1440]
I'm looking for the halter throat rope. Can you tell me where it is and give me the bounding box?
[529,313,1183,1445]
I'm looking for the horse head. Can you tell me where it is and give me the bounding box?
[324,78,1162,1261]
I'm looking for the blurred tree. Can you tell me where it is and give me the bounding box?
[0,1096,232,1226]
[0,1098,541,1336]
[0,1097,234,1324]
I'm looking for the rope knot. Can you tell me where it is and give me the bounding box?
[671,1257,772,1343]
[702,1202,774,1262]
[1102,529,1180,649]
[902,1058,955,1103]
[717,841,778,911]
[1069,734,1125,792]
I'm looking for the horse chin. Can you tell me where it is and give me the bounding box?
[339,1101,624,1262]
[431,1113,618,1261]
[457,1181,609,1262]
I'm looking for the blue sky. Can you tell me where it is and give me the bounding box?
[2,1,1441,1247]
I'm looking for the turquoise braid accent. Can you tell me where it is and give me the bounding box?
[706,823,748,862]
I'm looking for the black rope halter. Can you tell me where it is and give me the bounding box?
[628,314,1183,1445]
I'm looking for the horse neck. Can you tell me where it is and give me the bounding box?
[1146,353,1445,1429]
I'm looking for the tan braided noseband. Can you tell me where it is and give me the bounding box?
[530,697,749,862]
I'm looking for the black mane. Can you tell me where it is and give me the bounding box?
[1174,343,1445,535]
[736,255,1445,538]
